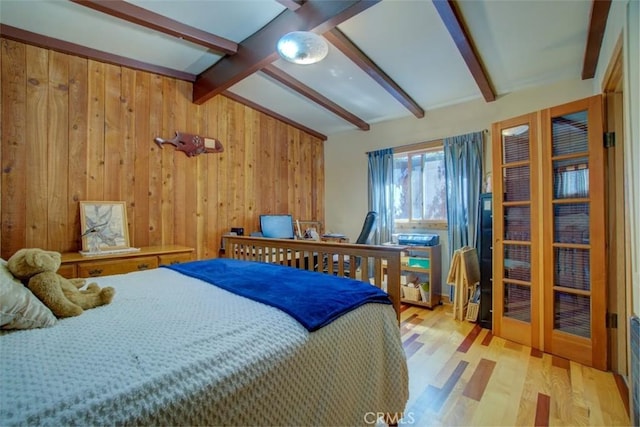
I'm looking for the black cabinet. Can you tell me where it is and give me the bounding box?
[477,193,493,330]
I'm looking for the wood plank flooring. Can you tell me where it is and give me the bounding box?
[398,304,631,426]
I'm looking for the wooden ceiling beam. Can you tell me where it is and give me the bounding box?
[581,0,612,80]
[432,0,496,102]
[262,65,370,130]
[70,0,238,55]
[193,0,380,105]
[324,28,424,119]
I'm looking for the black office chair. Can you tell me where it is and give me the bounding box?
[323,211,378,276]
[354,211,378,245]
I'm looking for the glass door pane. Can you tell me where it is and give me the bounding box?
[551,111,589,155]
[505,284,531,322]
[553,157,589,199]
[554,292,590,338]
[554,204,589,243]
[554,248,590,291]
[503,166,530,201]
[504,206,530,241]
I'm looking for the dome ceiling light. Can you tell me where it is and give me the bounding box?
[276,31,329,65]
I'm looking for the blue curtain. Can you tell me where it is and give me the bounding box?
[444,131,484,253]
[367,148,394,245]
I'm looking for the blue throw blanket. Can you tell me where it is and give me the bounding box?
[164,258,391,331]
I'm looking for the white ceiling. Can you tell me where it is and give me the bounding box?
[0,0,595,138]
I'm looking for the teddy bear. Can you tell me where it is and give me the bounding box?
[7,248,115,318]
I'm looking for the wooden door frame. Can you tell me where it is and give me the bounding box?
[602,35,628,376]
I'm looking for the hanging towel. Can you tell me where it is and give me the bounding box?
[447,246,480,320]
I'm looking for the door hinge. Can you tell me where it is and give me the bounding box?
[604,132,615,148]
[606,312,618,328]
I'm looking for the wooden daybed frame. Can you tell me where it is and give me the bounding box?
[222,236,403,322]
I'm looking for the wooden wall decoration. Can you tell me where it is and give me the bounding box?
[154,131,223,157]
[0,38,326,260]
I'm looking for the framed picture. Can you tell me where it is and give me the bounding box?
[79,201,130,252]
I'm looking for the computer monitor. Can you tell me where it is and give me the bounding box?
[259,214,295,239]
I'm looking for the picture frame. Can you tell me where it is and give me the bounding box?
[79,201,130,252]
[296,220,323,239]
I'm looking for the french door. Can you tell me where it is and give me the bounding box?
[492,95,606,369]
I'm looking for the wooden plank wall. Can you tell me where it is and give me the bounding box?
[0,39,325,260]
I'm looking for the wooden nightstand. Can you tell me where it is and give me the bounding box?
[59,245,194,278]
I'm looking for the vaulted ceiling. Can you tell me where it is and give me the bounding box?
[0,0,610,140]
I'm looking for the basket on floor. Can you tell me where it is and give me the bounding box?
[466,302,479,322]
[402,285,421,302]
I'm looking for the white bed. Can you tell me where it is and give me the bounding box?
[0,264,409,426]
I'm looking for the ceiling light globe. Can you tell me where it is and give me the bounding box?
[277,31,328,65]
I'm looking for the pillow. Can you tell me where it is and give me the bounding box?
[0,259,56,330]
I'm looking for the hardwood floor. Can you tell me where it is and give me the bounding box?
[398,304,631,426]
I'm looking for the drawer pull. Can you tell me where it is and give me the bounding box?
[88,268,103,277]
[137,263,150,270]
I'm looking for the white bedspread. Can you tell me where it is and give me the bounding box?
[0,267,408,426]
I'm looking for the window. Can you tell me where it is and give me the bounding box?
[393,141,447,228]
